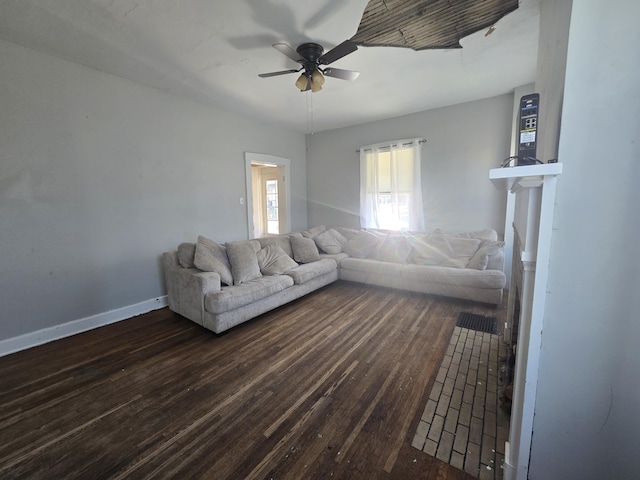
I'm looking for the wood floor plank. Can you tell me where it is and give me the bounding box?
[0,281,499,479]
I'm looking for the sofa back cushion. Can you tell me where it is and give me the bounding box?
[225,240,262,285]
[314,228,348,254]
[449,229,498,241]
[333,227,360,241]
[301,225,327,239]
[374,235,411,264]
[343,230,381,259]
[193,236,234,286]
[408,229,454,266]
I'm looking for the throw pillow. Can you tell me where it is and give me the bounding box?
[409,229,453,266]
[257,235,295,258]
[314,228,348,254]
[486,242,505,271]
[466,240,505,270]
[447,237,482,257]
[342,230,381,259]
[193,236,233,286]
[177,242,196,268]
[439,237,482,268]
[257,244,298,275]
[290,236,321,263]
[225,240,262,285]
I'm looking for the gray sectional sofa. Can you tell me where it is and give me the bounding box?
[163,225,506,334]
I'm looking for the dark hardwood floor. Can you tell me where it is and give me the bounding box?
[0,281,498,479]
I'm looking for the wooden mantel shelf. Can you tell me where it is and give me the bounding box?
[489,163,563,191]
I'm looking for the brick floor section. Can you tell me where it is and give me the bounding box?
[411,326,510,480]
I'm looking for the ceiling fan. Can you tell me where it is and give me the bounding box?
[258,40,360,92]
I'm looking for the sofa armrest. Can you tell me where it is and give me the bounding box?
[163,251,221,325]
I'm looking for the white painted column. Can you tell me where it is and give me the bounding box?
[489,163,562,480]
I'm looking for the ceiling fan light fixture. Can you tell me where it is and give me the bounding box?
[295,73,309,91]
[311,69,325,92]
[261,40,358,92]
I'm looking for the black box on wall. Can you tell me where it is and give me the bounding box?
[517,93,540,166]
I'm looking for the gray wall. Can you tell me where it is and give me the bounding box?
[306,95,514,235]
[530,0,640,478]
[0,38,306,342]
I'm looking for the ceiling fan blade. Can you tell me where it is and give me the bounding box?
[322,67,360,81]
[272,43,304,62]
[258,69,301,78]
[319,39,358,65]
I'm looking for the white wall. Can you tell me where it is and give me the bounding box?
[306,95,514,234]
[0,38,306,347]
[529,0,640,478]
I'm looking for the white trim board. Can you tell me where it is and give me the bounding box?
[244,152,292,238]
[0,296,168,358]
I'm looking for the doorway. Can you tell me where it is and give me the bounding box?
[245,153,291,238]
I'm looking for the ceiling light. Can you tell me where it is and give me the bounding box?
[294,69,325,92]
[311,70,325,92]
[295,73,309,91]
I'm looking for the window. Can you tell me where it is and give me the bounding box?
[359,138,424,231]
[265,178,279,234]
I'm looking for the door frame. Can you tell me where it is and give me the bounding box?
[244,152,291,238]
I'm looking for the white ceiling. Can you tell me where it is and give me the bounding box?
[0,0,541,133]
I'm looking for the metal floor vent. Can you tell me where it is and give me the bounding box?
[456,312,497,334]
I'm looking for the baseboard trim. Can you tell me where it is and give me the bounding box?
[0,296,168,358]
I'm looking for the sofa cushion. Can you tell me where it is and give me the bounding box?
[257,244,298,275]
[486,242,505,271]
[408,229,453,266]
[439,237,482,268]
[225,240,262,285]
[467,240,505,270]
[402,264,506,289]
[319,252,349,265]
[177,242,196,268]
[291,236,321,263]
[193,236,233,286]
[285,258,337,285]
[340,257,404,276]
[314,228,348,254]
[204,275,294,314]
[449,229,498,241]
[333,226,360,240]
[256,235,294,258]
[374,235,411,264]
[447,237,482,257]
[301,225,327,239]
[342,230,381,258]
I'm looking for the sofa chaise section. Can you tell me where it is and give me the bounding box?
[314,226,506,306]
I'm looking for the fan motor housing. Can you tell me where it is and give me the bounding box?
[296,43,324,64]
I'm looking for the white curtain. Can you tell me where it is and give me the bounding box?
[359,138,424,231]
